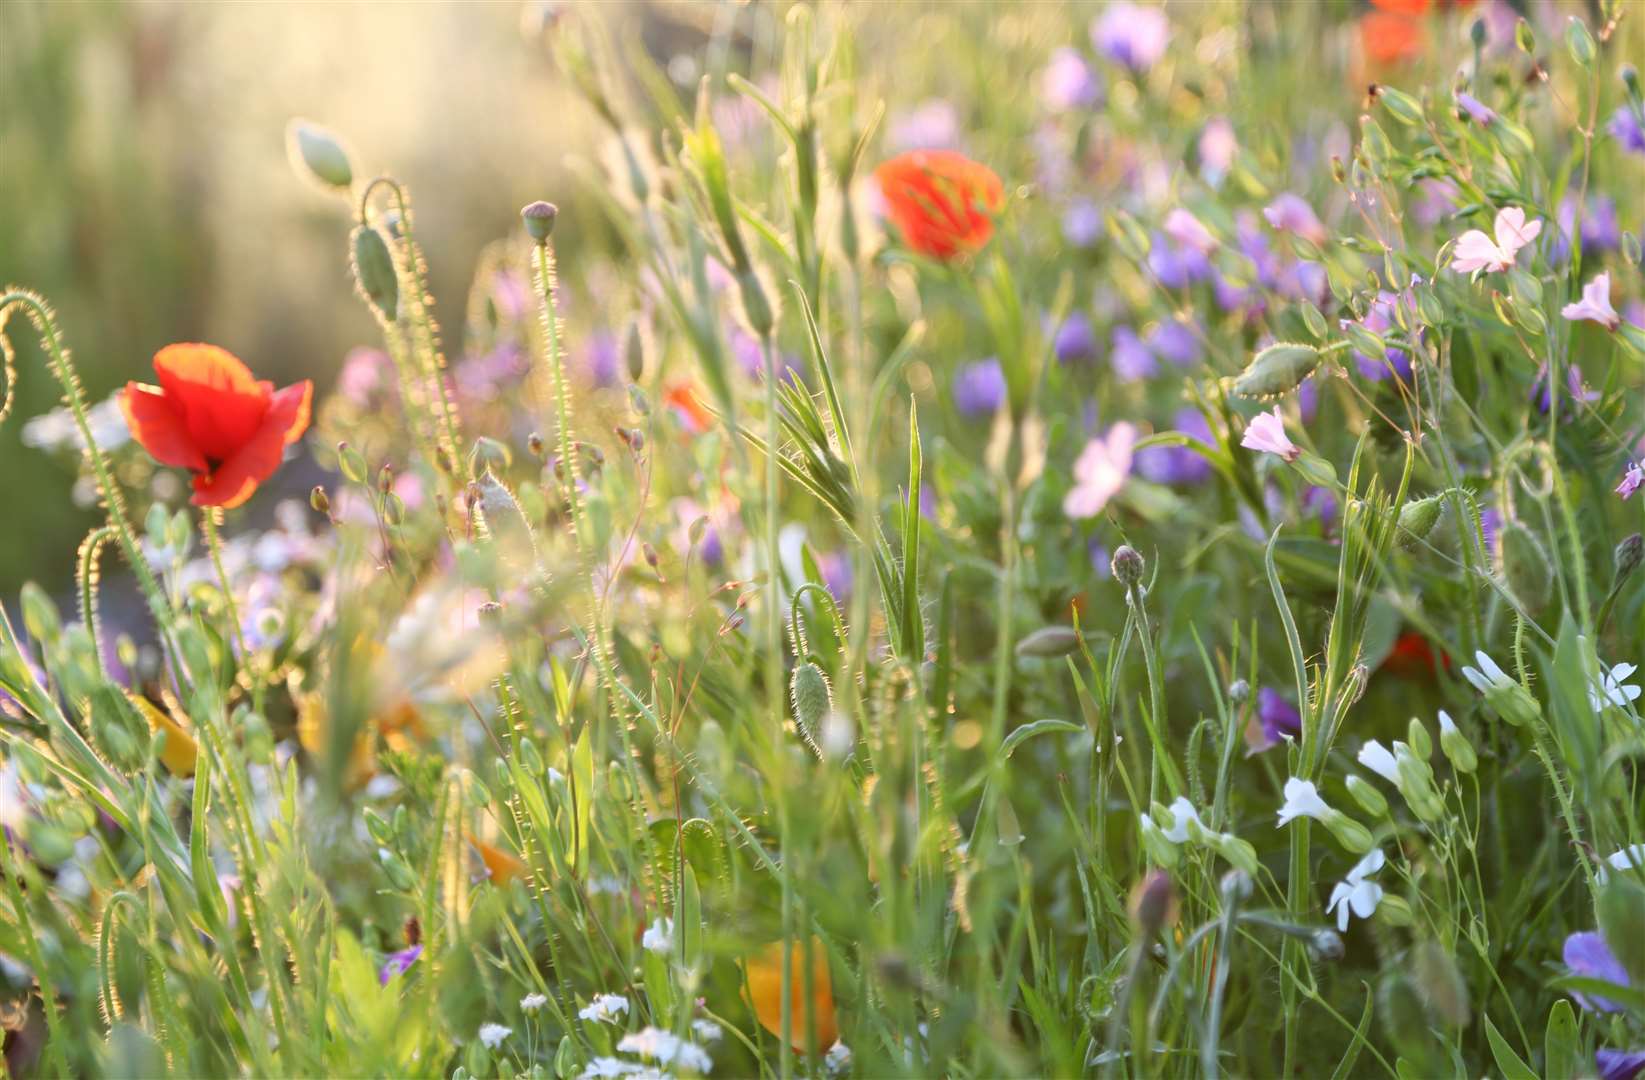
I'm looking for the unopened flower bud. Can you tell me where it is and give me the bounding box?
[527,432,545,459]
[310,485,331,514]
[624,321,645,382]
[1396,493,1444,551]
[1111,545,1144,587]
[288,119,353,188]
[1405,716,1431,760]
[1016,625,1081,658]
[1616,533,1643,580]
[1128,869,1176,937]
[1320,808,1376,854]
[1310,929,1345,961]
[1345,774,1389,817]
[1394,743,1445,822]
[351,225,399,321]
[468,436,514,479]
[1437,710,1477,774]
[521,201,558,244]
[1469,16,1487,48]
[1228,679,1251,706]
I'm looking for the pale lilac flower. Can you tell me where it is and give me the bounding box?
[1455,91,1497,126]
[1199,117,1237,184]
[617,1027,713,1073]
[953,359,1006,418]
[1531,363,1600,415]
[379,944,422,985]
[1054,312,1100,364]
[1357,740,1400,783]
[1326,849,1386,931]
[1557,195,1622,257]
[1041,47,1101,110]
[1451,206,1541,274]
[888,99,961,152]
[1610,105,1645,155]
[1563,931,1631,1012]
[1091,2,1170,72]
[1164,208,1217,255]
[578,993,630,1024]
[641,916,674,955]
[580,1056,642,1078]
[1276,777,1332,826]
[478,1023,513,1049]
[1146,319,1200,367]
[1240,407,1299,462]
[1135,408,1212,486]
[1148,232,1212,288]
[1063,422,1136,519]
[1618,463,1644,500]
[1562,272,1620,331]
[1263,193,1327,245]
[1063,200,1103,248]
[1110,326,1158,381]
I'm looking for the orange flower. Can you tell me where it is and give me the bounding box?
[122,343,312,509]
[472,836,528,886]
[875,150,1004,261]
[744,936,838,1051]
[664,380,715,435]
[1359,10,1425,65]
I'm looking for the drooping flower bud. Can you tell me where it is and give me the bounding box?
[520,201,558,244]
[288,120,354,188]
[1616,533,1643,581]
[351,225,399,321]
[1128,869,1176,937]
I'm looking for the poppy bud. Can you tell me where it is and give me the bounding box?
[521,200,558,244]
[1128,869,1176,937]
[1396,493,1445,551]
[310,486,331,515]
[624,321,645,382]
[1111,545,1145,587]
[288,119,354,188]
[351,226,399,321]
[1616,533,1643,580]
[1469,17,1487,48]
[1231,342,1321,399]
[1015,625,1080,658]
[468,436,514,479]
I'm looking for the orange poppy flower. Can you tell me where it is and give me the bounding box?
[472,836,528,886]
[664,380,715,435]
[744,936,838,1051]
[122,343,312,509]
[875,150,1004,262]
[1359,10,1425,64]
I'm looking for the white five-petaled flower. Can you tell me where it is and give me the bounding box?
[520,992,548,1014]
[1561,272,1620,331]
[478,1023,512,1049]
[1326,849,1387,931]
[1460,650,1513,694]
[1597,843,1645,884]
[617,1027,713,1073]
[1451,206,1541,273]
[1241,407,1299,462]
[1357,740,1400,784]
[1276,777,1332,826]
[1589,662,1641,712]
[1063,422,1137,519]
[580,1057,642,1079]
[641,916,675,955]
[1159,796,1207,843]
[578,993,630,1024]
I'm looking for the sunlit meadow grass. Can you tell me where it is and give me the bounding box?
[2,2,1644,1077]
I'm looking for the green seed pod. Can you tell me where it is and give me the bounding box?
[1514,17,1537,54]
[1015,625,1080,658]
[1397,493,1445,551]
[1360,117,1394,170]
[789,662,831,751]
[1345,774,1389,817]
[520,200,558,244]
[1299,302,1329,340]
[1597,876,1645,984]
[351,226,399,322]
[288,119,354,188]
[624,321,645,382]
[1231,342,1321,399]
[1498,519,1552,613]
[1321,808,1375,854]
[1379,85,1425,126]
[378,848,417,891]
[1565,16,1596,67]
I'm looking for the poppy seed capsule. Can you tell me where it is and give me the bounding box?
[1231,342,1321,399]
[521,200,558,244]
[1111,545,1145,587]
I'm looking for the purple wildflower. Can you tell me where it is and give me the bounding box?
[1301,485,1338,528]
[1091,2,1170,72]
[1349,293,1415,382]
[1563,931,1631,1012]
[1041,47,1101,111]
[1263,193,1327,246]
[1109,326,1158,381]
[1619,463,1644,501]
[953,358,1007,418]
[1087,537,1112,580]
[1247,688,1302,752]
[1145,319,1199,367]
[581,331,621,388]
[338,347,392,406]
[454,343,529,400]
[1063,200,1103,248]
[1610,105,1645,155]
[1147,232,1212,289]
[1455,92,1497,127]
[1055,312,1100,364]
[379,944,422,985]
[1135,408,1212,486]
[888,99,962,152]
[1199,117,1237,185]
[818,550,853,604]
[490,269,531,322]
[1597,1049,1645,1080]
[1531,363,1600,415]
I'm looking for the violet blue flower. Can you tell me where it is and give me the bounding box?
[953,358,1007,418]
[1302,485,1338,528]
[379,944,422,985]
[1349,293,1415,382]
[1255,688,1302,749]
[1563,931,1631,1012]
[1109,326,1158,381]
[1135,408,1212,486]
[1063,200,1103,248]
[1556,195,1621,259]
[1263,193,1327,246]
[580,330,621,388]
[1531,363,1600,415]
[1055,312,1100,364]
[1147,233,1212,289]
[1454,91,1497,127]
[1091,2,1170,72]
[1610,105,1645,155]
[1088,537,1112,579]
[1597,1049,1645,1080]
[1041,47,1101,111]
[1164,208,1217,255]
[1146,319,1200,367]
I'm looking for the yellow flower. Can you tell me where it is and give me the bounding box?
[744,936,838,1051]
[127,692,197,777]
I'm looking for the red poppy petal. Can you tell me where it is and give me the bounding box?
[188,380,311,509]
[120,382,208,472]
[153,343,272,461]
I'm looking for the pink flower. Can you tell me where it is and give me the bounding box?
[1163,208,1217,255]
[1451,207,1542,274]
[1561,271,1620,331]
[1064,422,1137,519]
[1240,407,1299,462]
[1619,462,1644,500]
[1263,193,1327,246]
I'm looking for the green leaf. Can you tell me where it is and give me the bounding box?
[900,399,923,663]
[1543,999,1579,1080]
[1483,1013,1537,1080]
[1000,719,1084,762]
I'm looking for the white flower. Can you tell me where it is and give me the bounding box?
[1460,650,1512,694]
[1597,843,1645,884]
[579,993,630,1024]
[691,1019,724,1043]
[617,1027,713,1073]
[642,916,675,955]
[1276,777,1332,826]
[478,1023,512,1049]
[520,992,548,1014]
[1437,711,1459,737]
[1356,740,1399,783]
[1158,797,1207,844]
[1326,849,1386,931]
[580,1057,643,1079]
[825,1040,853,1075]
[1589,662,1641,712]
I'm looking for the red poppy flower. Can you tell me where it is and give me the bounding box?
[664,380,715,435]
[1379,630,1452,679]
[1360,10,1425,64]
[121,343,313,509]
[875,149,1005,261]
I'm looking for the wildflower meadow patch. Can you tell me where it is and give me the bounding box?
[2,1,1643,1077]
